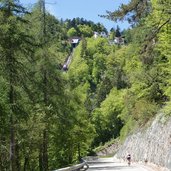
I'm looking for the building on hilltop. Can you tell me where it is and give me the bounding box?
[69,36,81,48]
[94,32,99,39]
[100,31,108,38]
[93,31,108,39]
[114,36,125,45]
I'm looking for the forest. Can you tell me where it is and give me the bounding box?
[0,0,171,171]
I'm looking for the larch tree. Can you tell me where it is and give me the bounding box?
[0,0,33,170]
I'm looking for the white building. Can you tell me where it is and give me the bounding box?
[94,31,108,39]
[94,32,99,39]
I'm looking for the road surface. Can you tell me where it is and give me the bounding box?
[87,158,155,171]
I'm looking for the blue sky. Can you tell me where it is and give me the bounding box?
[20,0,130,31]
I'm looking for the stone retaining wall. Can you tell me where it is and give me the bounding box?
[115,114,171,170]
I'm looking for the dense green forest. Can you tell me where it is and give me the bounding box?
[0,0,171,170]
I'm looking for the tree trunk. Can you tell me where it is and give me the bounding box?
[39,145,43,171]
[39,133,48,171]
[78,143,81,161]
[6,2,17,170]
[42,130,48,171]
[24,156,29,171]
[10,114,16,171]
[0,135,6,170]
[9,55,16,171]
[16,140,20,171]
[41,1,49,170]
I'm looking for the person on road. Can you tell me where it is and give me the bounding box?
[126,154,131,166]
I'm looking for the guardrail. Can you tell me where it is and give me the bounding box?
[53,156,99,171]
[53,161,89,171]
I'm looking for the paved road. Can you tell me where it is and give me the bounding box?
[87,158,155,171]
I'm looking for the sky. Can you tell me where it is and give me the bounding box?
[20,0,130,31]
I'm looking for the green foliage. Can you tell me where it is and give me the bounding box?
[91,88,124,146]
[67,27,78,37]
[131,99,158,124]
[0,1,95,170]
[92,53,106,84]
[65,17,107,35]
[67,0,171,156]
[103,0,151,24]
[105,45,131,90]
[109,30,115,40]
[0,0,171,170]
[68,46,90,87]
[78,24,93,37]
[119,116,137,142]
[68,0,171,147]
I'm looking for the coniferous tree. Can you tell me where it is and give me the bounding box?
[103,0,151,24]
[0,0,34,170]
[115,25,121,37]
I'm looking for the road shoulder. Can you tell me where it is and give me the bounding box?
[136,162,169,171]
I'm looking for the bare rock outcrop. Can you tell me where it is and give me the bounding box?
[97,142,120,156]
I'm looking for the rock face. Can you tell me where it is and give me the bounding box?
[97,142,120,157]
[116,114,171,170]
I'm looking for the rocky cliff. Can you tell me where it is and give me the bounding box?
[115,113,171,171]
[96,141,120,157]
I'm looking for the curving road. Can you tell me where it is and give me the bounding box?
[87,158,155,171]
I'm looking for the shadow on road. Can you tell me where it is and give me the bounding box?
[88,164,135,170]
